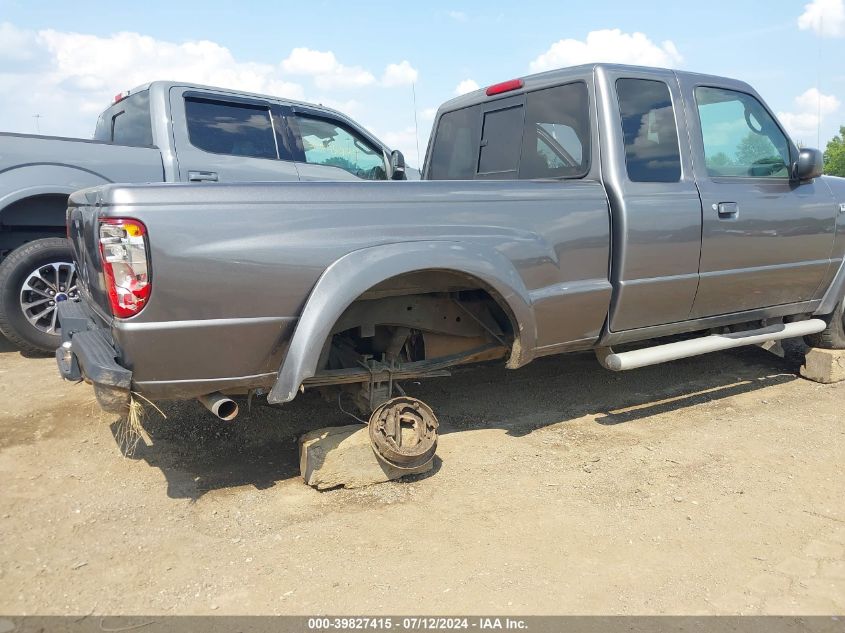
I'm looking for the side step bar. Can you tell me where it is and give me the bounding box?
[596,319,826,371]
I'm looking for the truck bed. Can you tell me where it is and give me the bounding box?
[0,133,164,200]
[68,179,612,397]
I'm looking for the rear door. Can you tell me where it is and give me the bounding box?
[168,87,300,183]
[679,77,837,317]
[598,67,704,331]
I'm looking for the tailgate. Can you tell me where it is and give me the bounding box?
[67,189,112,318]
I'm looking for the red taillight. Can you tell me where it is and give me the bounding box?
[98,218,150,318]
[112,91,127,104]
[486,79,524,96]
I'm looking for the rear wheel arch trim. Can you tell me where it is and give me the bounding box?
[266,241,537,404]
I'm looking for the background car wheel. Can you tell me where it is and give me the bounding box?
[0,238,77,355]
[804,298,845,350]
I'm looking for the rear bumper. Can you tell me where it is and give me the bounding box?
[56,300,132,413]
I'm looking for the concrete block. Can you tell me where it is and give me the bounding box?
[800,348,845,384]
[299,424,433,490]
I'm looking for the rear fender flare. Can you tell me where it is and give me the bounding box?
[0,164,112,222]
[267,241,536,404]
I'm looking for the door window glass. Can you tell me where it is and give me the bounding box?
[478,105,524,176]
[294,116,386,180]
[695,86,791,178]
[519,82,590,179]
[185,98,277,159]
[616,78,681,182]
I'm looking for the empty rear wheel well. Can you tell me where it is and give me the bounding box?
[0,194,70,259]
[319,270,518,371]
[1,194,69,229]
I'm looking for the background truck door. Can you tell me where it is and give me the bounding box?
[598,67,703,331]
[168,87,300,183]
[679,78,837,317]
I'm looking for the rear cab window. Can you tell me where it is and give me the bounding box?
[428,81,591,180]
[184,97,279,160]
[93,90,153,146]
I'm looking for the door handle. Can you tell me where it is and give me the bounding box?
[715,202,738,219]
[188,171,219,182]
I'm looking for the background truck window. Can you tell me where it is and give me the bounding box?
[94,90,153,146]
[616,78,681,183]
[478,105,524,177]
[294,116,387,180]
[695,86,791,178]
[519,82,590,179]
[185,98,277,160]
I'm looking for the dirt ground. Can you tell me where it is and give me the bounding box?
[0,334,843,616]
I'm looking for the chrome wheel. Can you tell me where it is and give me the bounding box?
[19,261,78,335]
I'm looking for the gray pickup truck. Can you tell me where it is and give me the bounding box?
[57,64,845,458]
[0,81,406,353]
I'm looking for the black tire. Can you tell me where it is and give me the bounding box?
[804,299,845,350]
[0,238,77,355]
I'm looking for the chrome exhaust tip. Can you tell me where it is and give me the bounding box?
[198,392,239,421]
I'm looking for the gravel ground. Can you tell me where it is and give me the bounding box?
[0,335,843,615]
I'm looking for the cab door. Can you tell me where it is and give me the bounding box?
[679,78,837,317]
[168,87,300,183]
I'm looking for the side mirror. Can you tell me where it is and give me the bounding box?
[794,148,824,181]
[390,150,407,180]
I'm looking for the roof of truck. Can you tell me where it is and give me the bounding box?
[438,63,754,113]
[114,80,390,150]
[121,80,351,117]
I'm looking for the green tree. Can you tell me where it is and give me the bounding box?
[736,132,777,165]
[707,152,734,169]
[824,126,845,177]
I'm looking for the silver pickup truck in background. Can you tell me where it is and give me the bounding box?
[58,64,845,438]
[0,81,406,353]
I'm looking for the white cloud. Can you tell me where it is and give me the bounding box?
[529,29,683,72]
[0,23,307,137]
[798,0,845,37]
[777,88,841,142]
[420,107,439,121]
[381,60,418,87]
[281,47,375,90]
[311,98,363,117]
[0,21,41,63]
[0,23,421,141]
[447,11,468,22]
[455,79,480,95]
[377,125,430,168]
[37,29,304,97]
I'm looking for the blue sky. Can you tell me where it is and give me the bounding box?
[1,0,843,166]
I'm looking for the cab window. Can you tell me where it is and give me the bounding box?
[477,105,524,177]
[616,78,681,183]
[428,107,480,180]
[519,82,590,179]
[695,86,791,178]
[94,90,153,147]
[293,116,387,180]
[185,97,278,160]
